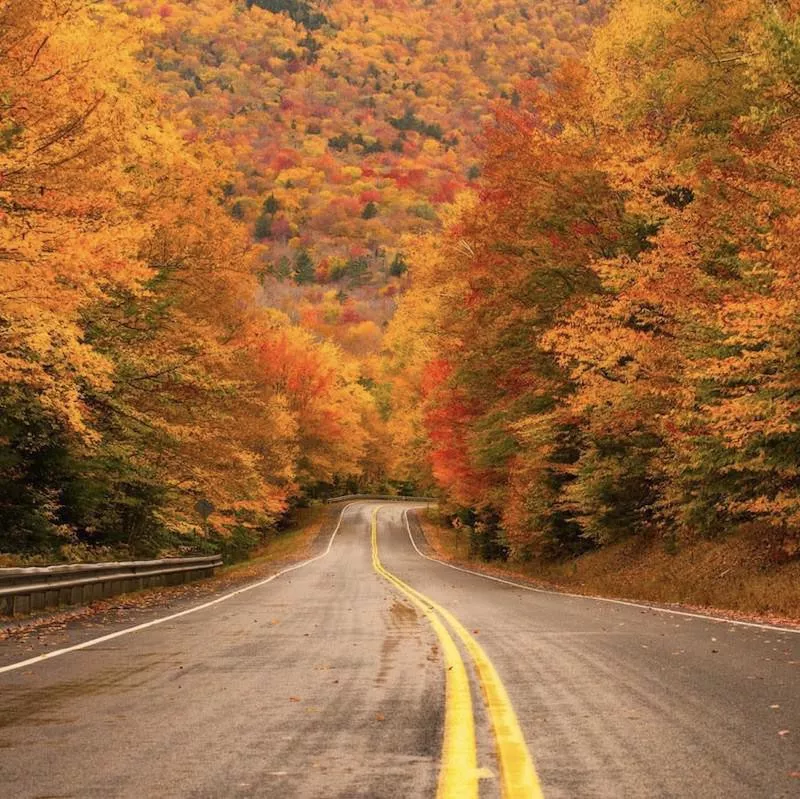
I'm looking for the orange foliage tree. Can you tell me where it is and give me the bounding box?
[388,0,800,561]
[0,0,380,558]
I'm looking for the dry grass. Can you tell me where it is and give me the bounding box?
[220,504,328,580]
[417,508,800,625]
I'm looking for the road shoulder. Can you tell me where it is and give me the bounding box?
[411,509,800,631]
[0,503,340,666]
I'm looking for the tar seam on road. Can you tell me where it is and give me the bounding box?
[370,508,478,799]
[0,503,359,676]
[372,506,543,799]
[401,509,800,636]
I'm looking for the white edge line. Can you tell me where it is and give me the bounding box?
[401,508,800,636]
[0,503,358,676]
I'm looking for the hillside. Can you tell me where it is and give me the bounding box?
[2,0,799,626]
[117,0,607,351]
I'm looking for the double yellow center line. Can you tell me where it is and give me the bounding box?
[370,507,543,799]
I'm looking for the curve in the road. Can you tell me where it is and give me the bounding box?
[372,506,544,799]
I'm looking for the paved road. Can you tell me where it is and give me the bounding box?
[1,501,798,797]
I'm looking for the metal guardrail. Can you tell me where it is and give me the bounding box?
[0,555,223,616]
[324,494,436,504]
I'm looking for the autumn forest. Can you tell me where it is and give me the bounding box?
[3,0,800,576]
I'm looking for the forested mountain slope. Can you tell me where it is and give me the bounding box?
[116,0,606,351]
[3,0,800,610]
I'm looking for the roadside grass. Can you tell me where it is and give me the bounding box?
[218,504,328,581]
[416,508,800,625]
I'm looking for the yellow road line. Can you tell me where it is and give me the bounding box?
[373,506,544,799]
[422,592,543,799]
[370,509,479,799]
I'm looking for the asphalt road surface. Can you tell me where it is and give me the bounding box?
[1,501,798,798]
